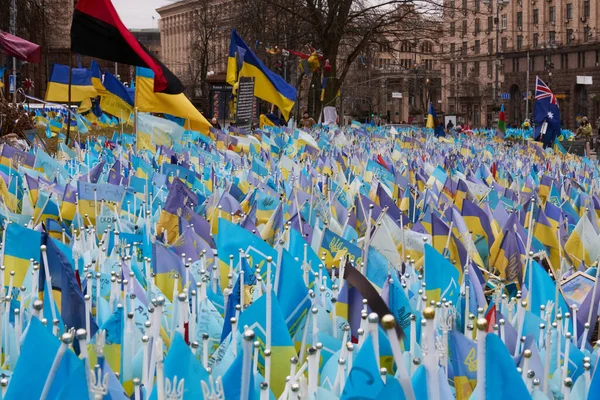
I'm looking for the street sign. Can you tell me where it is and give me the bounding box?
[577,76,593,85]
[391,92,403,99]
[235,77,255,130]
[8,75,15,93]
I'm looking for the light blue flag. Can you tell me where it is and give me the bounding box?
[526,260,570,317]
[484,332,532,400]
[5,318,82,400]
[424,244,460,305]
[341,336,384,399]
[149,333,210,400]
[411,364,428,400]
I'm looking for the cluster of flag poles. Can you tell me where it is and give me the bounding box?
[0,114,597,400]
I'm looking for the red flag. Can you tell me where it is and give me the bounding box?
[376,154,390,171]
[71,0,182,94]
[0,31,41,63]
[485,304,497,333]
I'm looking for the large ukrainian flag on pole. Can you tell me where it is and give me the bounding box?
[227,30,296,120]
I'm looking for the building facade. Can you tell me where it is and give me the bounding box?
[156,0,233,84]
[441,0,600,128]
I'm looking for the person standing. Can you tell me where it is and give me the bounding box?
[576,116,593,156]
[299,111,316,129]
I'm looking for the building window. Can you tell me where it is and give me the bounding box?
[450,22,455,36]
[475,0,480,11]
[517,36,523,50]
[578,52,586,68]
[549,7,555,23]
[475,19,480,35]
[533,33,539,48]
[561,54,568,69]
[487,60,492,76]
[462,41,468,56]
[517,12,523,28]
[566,4,573,20]
[462,62,467,76]
[449,0,455,17]
[533,9,539,25]
[473,61,480,76]
[501,37,507,52]
[450,43,456,55]
[567,29,574,45]
[513,58,519,73]
[549,31,556,43]
[529,56,534,72]
[462,20,467,36]
[488,39,493,54]
[450,62,455,77]
[474,40,480,54]
[487,16,493,32]
[501,15,507,29]
[584,0,590,18]
[584,26,591,43]
[462,0,467,15]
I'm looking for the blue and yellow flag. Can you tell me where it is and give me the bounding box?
[135,67,210,133]
[227,30,296,120]
[448,330,478,400]
[237,293,298,398]
[424,243,460,304]
[45,63,98,102]
[100,70,134,119]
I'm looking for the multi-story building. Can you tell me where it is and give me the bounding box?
[442,0,600,128]
[342,13,443,124]
[156,0,233,83]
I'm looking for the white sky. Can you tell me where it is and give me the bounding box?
[113,0,171,29]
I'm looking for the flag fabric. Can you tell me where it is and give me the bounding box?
[135,67,210,133]
[426,101,436,129]
[227,30,296,120]
[482,333,532,400]
[533,76,561,147]
[99,69,134,118]
[71,0,182,93]
[0,30,41,63]
[45,64,98,102]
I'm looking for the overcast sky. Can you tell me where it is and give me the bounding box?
[113,0,171,29]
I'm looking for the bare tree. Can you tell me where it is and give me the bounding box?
[185,0,225,106]
[247,0,443,114]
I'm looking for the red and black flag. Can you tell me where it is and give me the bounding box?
[70,0,183,94]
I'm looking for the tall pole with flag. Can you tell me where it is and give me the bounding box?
[426,101,436,129]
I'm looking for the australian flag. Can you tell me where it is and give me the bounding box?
[533,76,561,147]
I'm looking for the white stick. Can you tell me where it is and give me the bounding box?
[476,322,487,400]
[240,330,254,400]
[40,333,71,400]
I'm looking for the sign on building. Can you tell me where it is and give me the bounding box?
[577,76,593,85]
[391,92,403,99]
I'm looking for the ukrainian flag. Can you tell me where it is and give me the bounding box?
[238,293,297,397]
[4,223,41,288]
[426,101,436,129]
[90,60,108,96]
[100,70,134,119]
[227,30,296,120]
[533,208,561,271]
[135,67,210,133]
[45,63,98,102]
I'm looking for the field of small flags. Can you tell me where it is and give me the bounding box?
[0,119,599,400]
